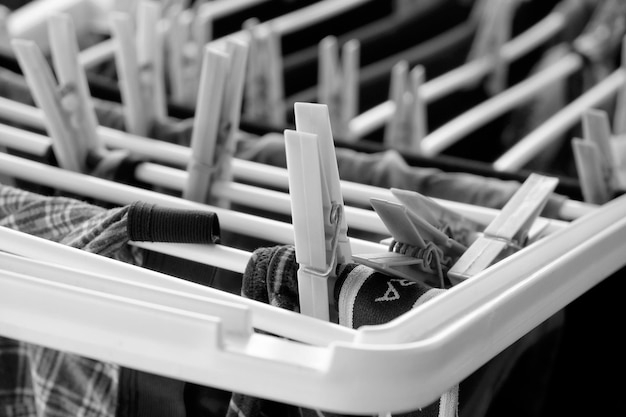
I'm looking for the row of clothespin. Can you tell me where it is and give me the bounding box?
[8,0,521,145]
[328,0,526,143]
[11,8,246,209]
[3,0,272,134]
[301,0,524,144]
[0,0,553,155]
[4,5,570,325]
[286,104,560,320]
[0,4,624,413]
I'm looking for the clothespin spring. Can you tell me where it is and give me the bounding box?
[301,202,343,280]
[388,240,450,288]
[56,82,81,131]
[482,232,525,262]
[295,202,344,316]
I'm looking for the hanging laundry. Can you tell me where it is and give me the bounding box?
[0,183,222,417]
[225,244,565,417]
[500,0,614,176]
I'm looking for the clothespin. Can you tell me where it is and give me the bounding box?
[114,0,139,17]
[284,102,352,320]
[612,35,626,135]
[161,0,192,14]
[191,1,214,50]
[572,109,626,204]
[353,198,467,288]
[242,18,285,127]
[447,173,559,285]
[383,61,427,151]
[317,35,360,139]
[11,13,103,173]
[574,0,626,95]
[165,4,193,105]
[351,188,482,287]
[0,5,15,187]
[389,188,486,248]
[165,3,212,106]
[0,5,11,53]
[110,0,168,136]
[466,0,527,95]
[182,38,249,208]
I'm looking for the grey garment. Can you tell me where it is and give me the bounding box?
[235,133,567,218]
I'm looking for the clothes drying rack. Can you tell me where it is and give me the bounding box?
[0,1,624,415]
[0,162,624,415]
[0,100,624,414]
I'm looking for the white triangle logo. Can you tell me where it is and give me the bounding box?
[375,281,400,302]
[375,279,416,302]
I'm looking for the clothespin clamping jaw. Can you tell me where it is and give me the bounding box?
[242,18,285,127]
[110,0,168,137]
[183,38,249,208]
[447,173,559,285]
[11,13,103,173]
[384,61,427,151]
[284,103,352,320]
[318,35,360,140]
[353,189,482,288]
[466,0,527,95]
[572,109,626,204]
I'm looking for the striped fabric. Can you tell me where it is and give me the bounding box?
[227,245,448,417]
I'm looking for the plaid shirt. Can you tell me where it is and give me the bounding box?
[0,184,143,417]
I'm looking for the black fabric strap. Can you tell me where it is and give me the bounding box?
[127,201,220,244]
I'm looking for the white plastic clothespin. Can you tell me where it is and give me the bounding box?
[285,102,352,320]
[110,0,168,136]
[161,0,193,14]
[318,35,360,139]
[166,5,198,106]
[165,2,212,106]
[383,61,427,151]
[447,173,559,285]
[612,35,626,135]
[183,38,249,208]
[353,198,467,288]
[242,18,285,127]
[0,4,14,187]
[572,109,626,204]
[0,5,11,53]
[466,0,526,95]
[390,188,486,247]
[352,188,482,287]
[114,0,139,17]
[11,13,103,173]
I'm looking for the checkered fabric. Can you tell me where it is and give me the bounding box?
[0,183,143,417]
